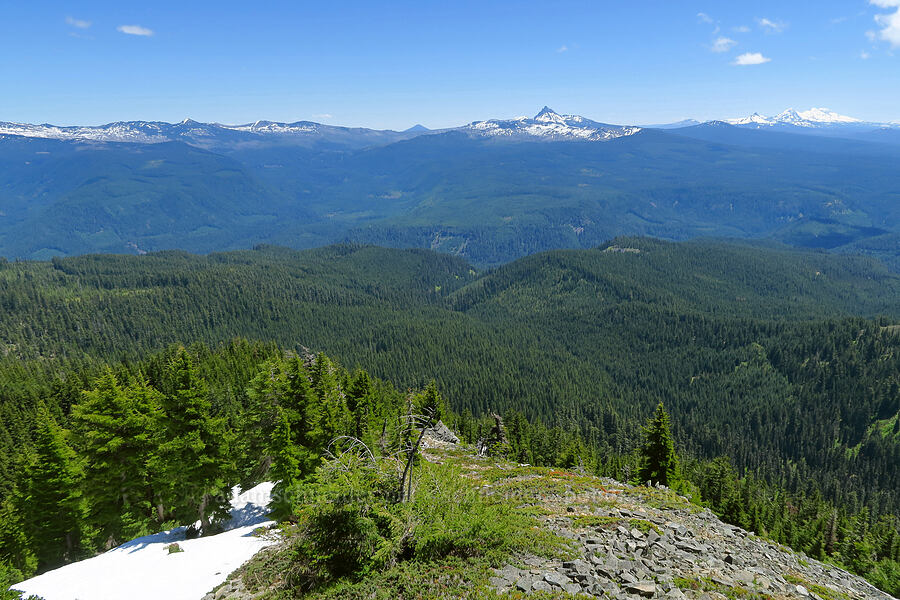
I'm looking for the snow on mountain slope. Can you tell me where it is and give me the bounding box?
[462,106,641,141]
[11,483,276,600]
[0,109,641,145]
[0,121,172,143]
[0,119,401,147]
[725,107,866,128]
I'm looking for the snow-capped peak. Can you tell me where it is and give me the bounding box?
[534,106,565,123]
[726,112,773,126]
[795,107,860,124]
[774,108,803,124]
[726,107,863,128]
[462,107,641,142]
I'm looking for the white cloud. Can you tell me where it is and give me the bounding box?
[65,16,91,29]
[870,0,900,47]
[117,24,153,36]
[757,17,787,33]
[556,45,568,53]
[734,25,751,33]
[711,37,737,53]
[312,113,333,120]
[697,12,713,24]
[733,52,771,65]
[861,50,871,58]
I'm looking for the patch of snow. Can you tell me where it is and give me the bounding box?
[11,482,276,600]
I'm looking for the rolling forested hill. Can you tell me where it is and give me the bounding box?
[0,238,898,516]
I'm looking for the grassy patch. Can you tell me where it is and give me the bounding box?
[570,515,661,534]
[673,576,774,600]
[784,573,851,600]
[628,486,699,512]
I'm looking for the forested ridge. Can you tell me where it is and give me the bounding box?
[0,237,898,593]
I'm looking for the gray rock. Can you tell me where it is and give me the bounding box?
[423,420,459,443]
[675,540,704,553]
[733,570,755,584]
[531,580,552,592]
[515,576,534,592]
[563,582,582,594]
[619,571,638,584]
[625,581,657,597]
[544,571,568,588]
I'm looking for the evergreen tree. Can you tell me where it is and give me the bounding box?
[153,350,229,533]
[267,406,304,521]
[413,380,444,424]
[73,370,161,548]
[282,356,319,475]
[638,403,679,487]
[309,354,347,452]
[18,407,83,570]
[240,358,288,484]
[346,370,373,441]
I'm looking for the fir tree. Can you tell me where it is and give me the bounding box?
[153,350,229,533]
[346,369,373,440]
[72,370,162,548]
[413,380,444,424]
[638,402,679,487]
[241,358,288,484]
[19,407,83,570]
[267,406,304,521]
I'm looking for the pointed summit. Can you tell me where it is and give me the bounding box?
[774,108,803,124]
[534,106,568,125]
[404,124,429,133]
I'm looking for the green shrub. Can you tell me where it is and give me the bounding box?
[271,455,567,594]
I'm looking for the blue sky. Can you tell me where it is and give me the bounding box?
[1,1,898,129]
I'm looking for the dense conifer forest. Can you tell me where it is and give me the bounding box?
[0,237,898,593]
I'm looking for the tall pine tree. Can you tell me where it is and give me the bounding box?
[638,402,679,487]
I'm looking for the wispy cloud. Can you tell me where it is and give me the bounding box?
[861,50,871,59]
[117,24,153,36]
[711,37,737,53]
[734,25,751,33]
[556,45,568,53]
[697,12,714,24]
[757,17,787,33]
[65,16,91,29]
[870,0,900,48]
[733,52,771,65]
[312,113,333,120]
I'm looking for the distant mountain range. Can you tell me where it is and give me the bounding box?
[1,106,899,268]
[0,107,642,147]
[3,106,897,149]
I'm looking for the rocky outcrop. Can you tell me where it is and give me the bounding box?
[423,420,460,445]
[488,478,895,600]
